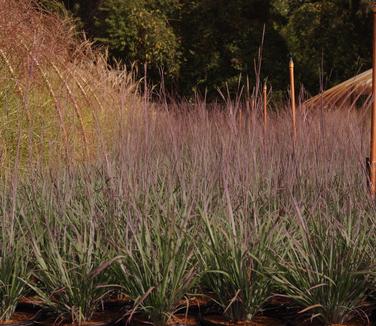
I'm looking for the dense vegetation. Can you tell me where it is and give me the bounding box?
[1,1,376,325]
[3,102,376,325]
[55,0,372,97]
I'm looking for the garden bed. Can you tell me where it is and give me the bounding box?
[3,295,373,326]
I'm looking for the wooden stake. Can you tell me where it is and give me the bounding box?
[289,56,297,141]
[370,4,376,197]
[263,81,268,133]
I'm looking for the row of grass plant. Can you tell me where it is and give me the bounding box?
[0,167,375,325]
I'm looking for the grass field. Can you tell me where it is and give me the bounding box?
[0,1,376,326]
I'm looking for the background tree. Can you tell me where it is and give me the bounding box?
[94,0,180,81]
[178,0,289,96]
[281,0,372,94]
[54,0,373,98]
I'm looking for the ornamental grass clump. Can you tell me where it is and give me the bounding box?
[0,232,30,321]
[367,213,376,312]
[0,0,139,170]
[0,176,31,322]
[199,207,281,322]
[111,193,198,326]
[24,202,115,325]
[273,211,374,325]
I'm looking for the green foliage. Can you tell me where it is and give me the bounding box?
[0,179,30,322]
[0,235,30,321]
[110,191,197,326]
[93,0,180,78]
[24,203,114,324]
[282,0,372,94]
[273,213,373,324]
[199,211,279,321]
[178,0,288,95]
[60,0,373,97]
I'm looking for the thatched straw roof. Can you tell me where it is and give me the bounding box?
[305,69,373,108]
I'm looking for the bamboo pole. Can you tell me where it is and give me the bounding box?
[289,56,297,141]
[263,81,268,133]
[370,4,376,197]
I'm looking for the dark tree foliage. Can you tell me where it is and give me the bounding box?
[52,0,372,98]
[283,0,371,94]
[178,0,289,96]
